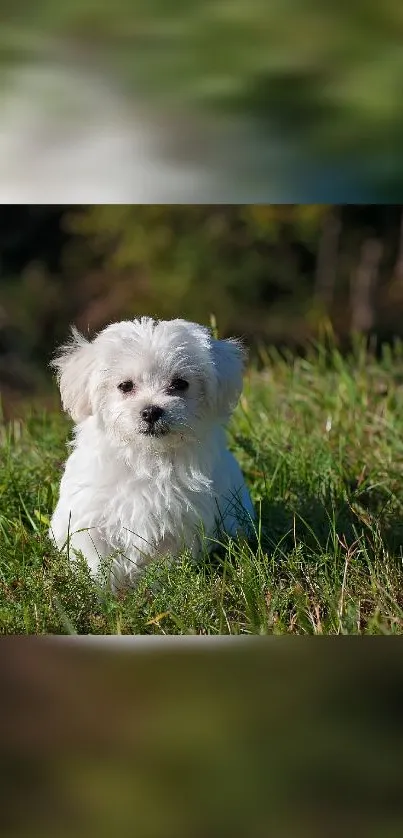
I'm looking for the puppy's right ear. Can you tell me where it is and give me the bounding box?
[51,327,96,422]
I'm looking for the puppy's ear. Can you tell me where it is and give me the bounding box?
[51,328,96,422]
[210,337,245,417]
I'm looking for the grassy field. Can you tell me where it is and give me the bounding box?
[2,340,403,635]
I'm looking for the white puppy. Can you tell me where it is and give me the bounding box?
[49,317,253,590]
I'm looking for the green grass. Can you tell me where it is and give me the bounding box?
[2,340,403,634]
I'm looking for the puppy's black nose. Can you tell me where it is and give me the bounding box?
[141,405,164,424]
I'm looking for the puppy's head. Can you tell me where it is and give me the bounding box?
[52,318,245,446]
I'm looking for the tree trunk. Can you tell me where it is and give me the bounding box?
[350,238,383,333]
[393,209,403,284]
[314,206,341,308]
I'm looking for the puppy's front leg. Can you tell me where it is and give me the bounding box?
[52,525,108,579]
[70,528,110,577]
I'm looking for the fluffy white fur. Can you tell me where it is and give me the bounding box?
[49,317,254,591]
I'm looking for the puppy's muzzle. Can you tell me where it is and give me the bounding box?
[139,405,168,436]
[141,405,164,424]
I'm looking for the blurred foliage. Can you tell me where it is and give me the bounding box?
[1,204,403,402]
[64,204,326,333]
[1,2,403,195]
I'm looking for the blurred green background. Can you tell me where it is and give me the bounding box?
[1,2,403,199]
[1,204,403,415]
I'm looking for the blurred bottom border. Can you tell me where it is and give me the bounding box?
[1,637,402,838]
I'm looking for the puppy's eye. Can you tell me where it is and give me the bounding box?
[169,378,189,393]
[118,380,135,394]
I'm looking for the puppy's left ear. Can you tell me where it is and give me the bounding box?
[210,338,245,417]
[50,327,96,422]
